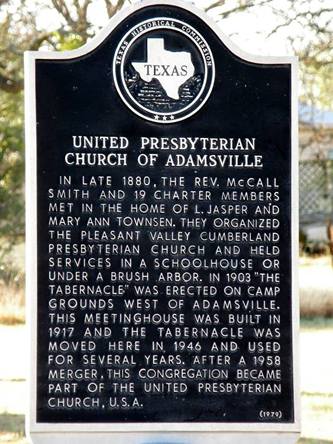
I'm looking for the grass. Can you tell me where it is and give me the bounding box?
[299,255,333,317]
[299,316,333,443]
[301,392,333,442]
[0,412,26,444]
[0,413,24,434]
[0,243,25,325]
[0,284,24,325]
[299,441,333,444]
[301,317,333,330]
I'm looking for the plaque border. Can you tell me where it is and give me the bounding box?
[25,0,300,436]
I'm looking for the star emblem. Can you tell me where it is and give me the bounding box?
[154,115,159,120]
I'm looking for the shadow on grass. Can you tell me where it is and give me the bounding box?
[300,317,333,330]
[0,413,25,435]
[298,439,333,444]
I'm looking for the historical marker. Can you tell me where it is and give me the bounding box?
[25,1,300,443]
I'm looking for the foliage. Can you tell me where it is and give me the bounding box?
[0,90,24,248]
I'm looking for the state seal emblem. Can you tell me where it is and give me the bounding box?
[113,18,215,123]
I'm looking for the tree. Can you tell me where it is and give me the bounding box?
[0,0,137,250]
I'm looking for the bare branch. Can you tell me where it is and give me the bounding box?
[266,18,294,38]
[206,0,274,17]
[205,1,226,12]
[72,0,90,41]
[29,31,53,50]
[51,0,75,28]
[104,0,126,18]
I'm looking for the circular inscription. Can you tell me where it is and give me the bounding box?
[113,18,215,123]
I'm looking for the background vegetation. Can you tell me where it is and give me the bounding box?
[0,0,332,443]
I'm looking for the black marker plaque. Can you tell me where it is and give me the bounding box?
[26,0,299,440]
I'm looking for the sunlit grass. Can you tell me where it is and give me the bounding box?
[0,285,24,325]
[301,392,333,442]
[299,255,333,318]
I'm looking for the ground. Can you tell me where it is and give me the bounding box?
[0,320,332,443]
[299,256,333,317]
